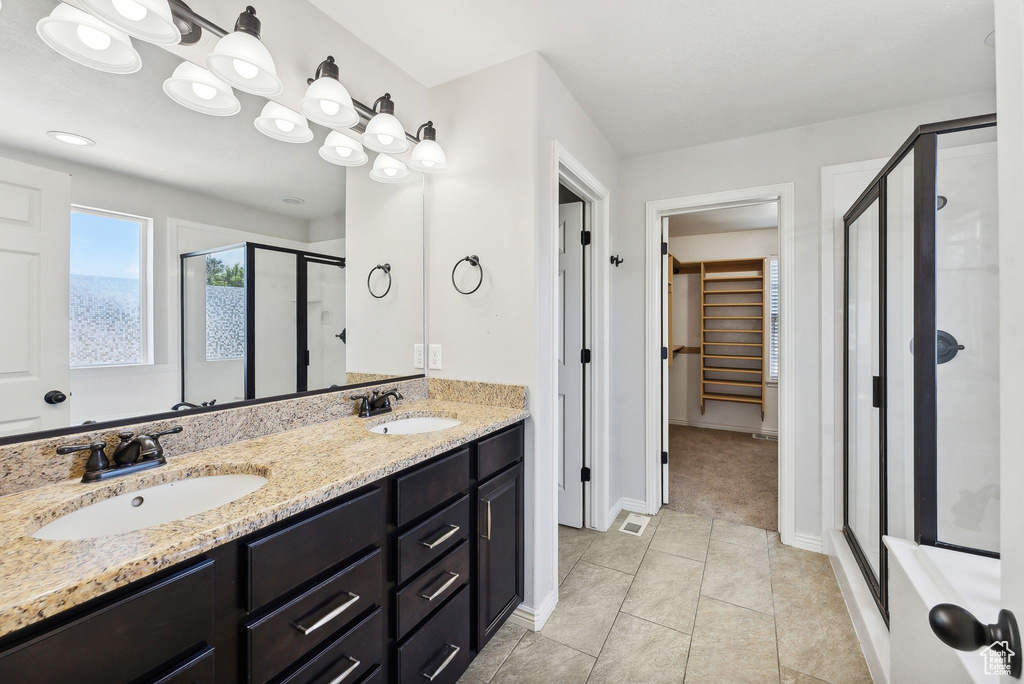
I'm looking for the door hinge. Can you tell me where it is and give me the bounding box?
[661,241,668,256]
[661,346,668,361]
[581,466,591,482]
[581,230,592,246]
[662,451,668,465]
[581,348,592,364]
[872,375,883,408]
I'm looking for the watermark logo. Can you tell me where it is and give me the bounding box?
[980,641,1016,677]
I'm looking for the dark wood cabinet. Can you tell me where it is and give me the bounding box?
[0,420,524,684]
[475,462,525,649]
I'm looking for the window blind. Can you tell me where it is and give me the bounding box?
[768,255,780,382]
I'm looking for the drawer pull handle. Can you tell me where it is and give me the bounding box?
[420,572,461,601]
[420,524,460,549]
[420,644,460,681]
[484,500,492,540]
[328,656,361,684]
[293,592,360,635]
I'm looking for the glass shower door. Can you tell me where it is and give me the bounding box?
[305,259,346,391]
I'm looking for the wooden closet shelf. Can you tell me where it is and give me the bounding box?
[701,393,764,405]
[704,353,763,360]
[703,316,762,320]
[702,341,763,347]
[703,379,763,388]
[702,302,763,307]
[673,345,699,355]
[703,366,763,374]
[704,329,764,333]
[703,276,763,283]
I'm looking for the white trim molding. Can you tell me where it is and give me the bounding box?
[645,183,797,544]
[668,417,779,437]
[510,589,559,632]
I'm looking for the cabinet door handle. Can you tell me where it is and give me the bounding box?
[327,656,361,684]
[420,572,460,601]
[420,644,460,681]
[292,592,360,635]
[484,500,492,540]
[419,524,459,549]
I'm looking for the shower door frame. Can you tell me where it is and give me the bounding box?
[841,113,998,625]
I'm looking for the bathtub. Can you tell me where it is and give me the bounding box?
[886,536,1001,683]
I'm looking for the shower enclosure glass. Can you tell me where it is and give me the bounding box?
[842,115,998,623]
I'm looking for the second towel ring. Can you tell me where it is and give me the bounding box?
[452,255,483,295]
[368,263,392,299]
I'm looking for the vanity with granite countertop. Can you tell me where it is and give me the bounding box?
[0,378,527,684]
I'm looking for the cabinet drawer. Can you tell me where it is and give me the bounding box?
[396,586,471,684]
[276,608,381,684]
[395,495,470,584]
[247,488,382,610]
[355,665,382,684]
[394,449,470,526]
[476,423,524,482]
[247,549,382,684]
[394,541,470,639]
[150,647,215,684]
[0,559,214,684]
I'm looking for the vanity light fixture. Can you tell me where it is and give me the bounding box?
[319,131,368,167]
[369,153,410,184]
[300,56,359,129]
[36,3,142,74]
[254,102,313,143]
[77,0,181,45]
[47,131,96,146]
[361,94,410,154]
[205,6,282,96]
[409,121,448,173]
[162,62,240,116]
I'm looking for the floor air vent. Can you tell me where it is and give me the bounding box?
[752,433,778,441]
[618,513,651,537]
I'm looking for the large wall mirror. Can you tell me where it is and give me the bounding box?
[0,1,425,440]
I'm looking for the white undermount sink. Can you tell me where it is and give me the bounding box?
[369,416,463,435]
[32,474,268,541]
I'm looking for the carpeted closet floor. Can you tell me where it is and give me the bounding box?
[667,425,778,531]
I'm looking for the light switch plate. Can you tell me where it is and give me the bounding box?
[428,344,442,370]
[414,344,424,369]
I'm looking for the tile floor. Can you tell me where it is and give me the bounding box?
[460,509,872,684]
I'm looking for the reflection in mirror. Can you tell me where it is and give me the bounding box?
[0,0,424,439]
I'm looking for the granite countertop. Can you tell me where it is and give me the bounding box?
[0,398,528,639]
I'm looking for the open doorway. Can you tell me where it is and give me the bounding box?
[662,202,780,530]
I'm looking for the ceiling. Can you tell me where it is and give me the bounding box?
[0,0,346,223]
[669,202,777,238]
[310,0,996,157]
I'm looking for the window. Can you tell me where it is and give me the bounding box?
[69,207,151,367]
[768,254,780,383]
[204,248,246,361]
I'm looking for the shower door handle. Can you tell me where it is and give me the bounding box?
[872,376,882,409]
[930,604,1021,678]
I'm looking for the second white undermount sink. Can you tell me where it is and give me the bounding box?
[369,416,463,435]
[32,474,268,541]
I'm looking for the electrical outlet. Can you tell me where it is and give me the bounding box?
[413,344,424,369]
[428,344,442,370]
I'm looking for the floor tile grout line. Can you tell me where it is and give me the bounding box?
[479,628,528,684]
[767,533,784,683]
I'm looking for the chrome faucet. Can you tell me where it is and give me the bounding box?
[59,425,182,483]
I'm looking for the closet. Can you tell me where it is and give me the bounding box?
[670,257,766,419]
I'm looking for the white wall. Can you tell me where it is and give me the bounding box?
[427,52,621,625]
[668,227,779,434]
[614,91,997,544]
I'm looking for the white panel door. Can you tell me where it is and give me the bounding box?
[558,202,584,528]
[0,157,71,435]
[661,217,670,504]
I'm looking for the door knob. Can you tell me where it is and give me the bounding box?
[43,390,67,405]
[929,603,1021,677]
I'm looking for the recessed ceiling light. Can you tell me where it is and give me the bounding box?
[281,196,305,204]
[984,30,995,48]
[47,131,96,146]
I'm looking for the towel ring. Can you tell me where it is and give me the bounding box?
[452,255,483,295]
[367,263,392,299]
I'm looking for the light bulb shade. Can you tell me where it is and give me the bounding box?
[254,102,312,143]
[36,4,141,74]
[77,0,181,45]
[162,62,240,116]
[300,77,359,129]
[362,113,409,154]
[409,139,448,173]
[319,131,368,167]
[206,31,282,96]
[369,154,410,184]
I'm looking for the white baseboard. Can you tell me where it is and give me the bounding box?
[620,496,653,516]
[509,588,558,632]
[597,498,625,532]
[791,532,823,554]
[828,529,890,683]
[668,417,778,437]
